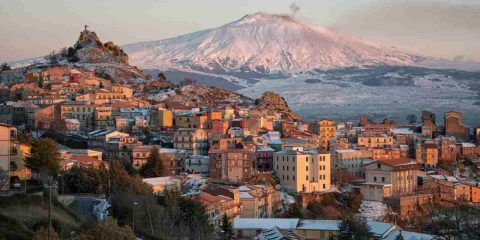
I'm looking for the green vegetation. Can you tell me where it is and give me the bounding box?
[76,217,135,240]
[0,195,81,239]
[405,202,480,239]
[220,213,234,239]
[139,147,164,178]
[332,216,373,240]
[26,138,61,177]
[1,62,11,71]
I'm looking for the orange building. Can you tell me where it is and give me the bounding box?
[308,119,336,150]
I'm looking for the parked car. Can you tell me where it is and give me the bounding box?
[10,176,21,189]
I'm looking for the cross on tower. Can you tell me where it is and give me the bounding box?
[84,25,89,31]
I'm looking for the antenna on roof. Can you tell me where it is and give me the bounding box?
[84,25,89,31]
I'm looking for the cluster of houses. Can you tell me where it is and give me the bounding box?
[2,64,480,239]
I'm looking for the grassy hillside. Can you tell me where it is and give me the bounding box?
[0,194,81,239]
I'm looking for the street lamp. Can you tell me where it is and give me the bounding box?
[48,176,52,240]
[132,202,138,232]
[57,173,64,203]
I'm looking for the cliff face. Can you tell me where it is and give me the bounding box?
[254,91,301,121]
[74,30,129,65]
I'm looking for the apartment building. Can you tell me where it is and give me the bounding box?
[209,146,255,183]
[357,133,393,148]
[239,185,282,218]
[173,128,208,155]
[308,119,336,150]
[333,149,363,178]
[0,123,17,191]
[273,147,331,193]
[361,158,419,201]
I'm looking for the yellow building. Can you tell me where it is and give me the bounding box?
[416,143,439,168]
[174,114,194,128]
[357,133,393,148]
[158,108,173,127]
[0,123,17,191]
[308,119,336,150]
[94,106,112,129]
[273,147,331,193]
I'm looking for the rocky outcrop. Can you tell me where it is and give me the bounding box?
[254,91,301,121]
[73,30,128,65]
[165,84,253,108]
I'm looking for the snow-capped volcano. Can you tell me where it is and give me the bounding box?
[123,12,423,73]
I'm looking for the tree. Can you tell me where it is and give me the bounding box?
[1,62,11,71]
[220,214,233,239]
[406,114,417,125]
[25,138,61,177]
[76,217,136,240]
[139,147,164,178]
[283,202,304,218]
[157,72,166,81]
[45,51,59,64]
[334,216,372,240]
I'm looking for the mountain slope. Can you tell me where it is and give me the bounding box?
[123,12,423,74]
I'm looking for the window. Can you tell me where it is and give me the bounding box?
[374,177,377,182]
[377,163,381,169]
[382,177,385,182]
[306,175,308,181]
[306,166,308,171]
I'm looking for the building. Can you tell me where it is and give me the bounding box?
[239,185,282,218]
[173,128,208,156]
[150,107,173,128]
[233,218,436,240]
[94,106,113,130]
[358,133,393,148]
[444,111,470,141]
[192,190,241,228]
[131,145,160,169]
[333,149,363,178]
[209,146,255,183]
[308,119,336,150]
[273,148,331,193]
[0,123,17,191]
[415,143,439,168]
[361,158,420,201]
[438,136,457,162]
[255,147,275,172]
[57,101,95,131]
[0,69,25,86]
[184,155,210,174]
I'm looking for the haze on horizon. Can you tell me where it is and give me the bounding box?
[1,0,479,63]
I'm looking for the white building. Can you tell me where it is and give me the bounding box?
[273,147,331,193]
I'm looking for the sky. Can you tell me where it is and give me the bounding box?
[1,0,479,63]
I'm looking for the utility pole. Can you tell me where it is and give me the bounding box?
[132,202,138,233]
[24,163,27,195]
[48,176,52,240]
[145,200,154,234]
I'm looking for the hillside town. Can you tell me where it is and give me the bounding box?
[1,27,480,240]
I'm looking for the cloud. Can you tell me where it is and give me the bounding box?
[331,1,480,60]
[289,2,300,16]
